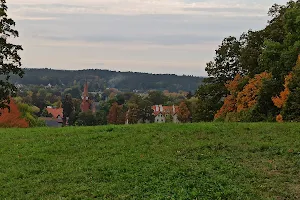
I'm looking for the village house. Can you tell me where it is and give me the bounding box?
[125,104,180,124]
[152,105,180,124]
[43,106,63,127]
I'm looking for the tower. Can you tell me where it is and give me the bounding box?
[80,81,91,112]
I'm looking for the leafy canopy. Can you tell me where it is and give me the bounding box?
[0,0,23,109]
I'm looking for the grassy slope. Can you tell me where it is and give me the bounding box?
[0,123,300,199]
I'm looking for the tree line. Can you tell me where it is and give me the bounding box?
[62,90,192,126]
[10,68,203,93]
[2,1,300,125]
[194,1,300,122]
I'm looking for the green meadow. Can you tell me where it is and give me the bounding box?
[1,123,300,199]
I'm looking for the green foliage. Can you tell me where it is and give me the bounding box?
[62,95,74,117]
[165,113,173,123]
[95,110,108,125]
[17,103,45,127]
[205,36,244,83]
[282,62,300,121]
[239,30,265,77]
[193,100,214,122]
[76,111,98,126]
[64,86,81,99]
[137,99,154,123]
[194,83,225,122]
[147,91,168,105]
[0,0,24,109]
[1,123,300,199]
[196,1,300,122]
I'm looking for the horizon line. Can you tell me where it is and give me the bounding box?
[22,67,206,78]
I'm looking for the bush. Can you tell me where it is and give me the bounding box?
[18,103,45,127]
[76,111,98,126]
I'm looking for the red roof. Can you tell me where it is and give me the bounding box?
[152,105,179,116]
[46,107,63,119]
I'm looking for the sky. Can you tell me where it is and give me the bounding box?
[7,0,288,76]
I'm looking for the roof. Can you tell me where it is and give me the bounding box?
[40,117,62,127]
[46,107,63,119]
[152,105,179,116]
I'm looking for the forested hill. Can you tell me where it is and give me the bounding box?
[12,69,204,92]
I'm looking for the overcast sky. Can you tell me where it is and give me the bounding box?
[7,0,288,76]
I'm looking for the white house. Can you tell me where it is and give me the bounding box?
[125,104,180,124]
[152,105,180,124]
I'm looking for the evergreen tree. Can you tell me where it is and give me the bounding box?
[62,94,74,126]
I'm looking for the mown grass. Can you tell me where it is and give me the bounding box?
[0,123,300,199]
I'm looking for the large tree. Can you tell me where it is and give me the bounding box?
[0,0,23,109]
[205,36,244,84]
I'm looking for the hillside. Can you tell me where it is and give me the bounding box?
[1,123,300,199]
[11,69,204,92]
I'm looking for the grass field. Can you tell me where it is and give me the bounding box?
[0,123,300,199]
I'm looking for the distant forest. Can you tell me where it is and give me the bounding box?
[11,69,204,92]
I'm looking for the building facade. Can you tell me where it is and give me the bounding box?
[152,105,180,124]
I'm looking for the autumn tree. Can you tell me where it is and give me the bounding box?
[177,102,191,123]
[195,1,300,122]
[0,0,24,109]
[108,102,118,124]
[215,74,248,119]
[0,98,28,128]
[272,72,292,109]
[108,102,125,125]
[116,105,126,124]
[215,72,273,122]
[236,72,272,112]
[126,103,139,124]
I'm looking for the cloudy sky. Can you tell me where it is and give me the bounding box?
[7,0,288,76]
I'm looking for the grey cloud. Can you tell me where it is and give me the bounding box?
[16,13,268,46]
[9,2,278,76]
[37,34,221,46]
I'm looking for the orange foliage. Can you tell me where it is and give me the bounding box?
[225,74,244,94]
[272,73,292,109]
[215,74,245,119]
[0,99,29,128]
[276,114,283,123]
[237,72,272,112]
[215,95,237,119]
